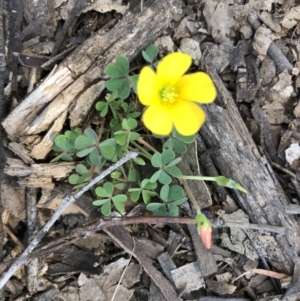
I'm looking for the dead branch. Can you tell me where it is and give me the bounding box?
[0,151,138,290]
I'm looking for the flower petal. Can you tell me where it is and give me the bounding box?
[142,105,173,135]
[169,100,205,136]
[137,66,159,106]
[157,53,192,85]
[175,72,217,103]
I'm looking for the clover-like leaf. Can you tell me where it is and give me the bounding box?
[146,203,165,211]
[142,44,158,63]
[128,169,140,182]
[76,146,95,158]
[133,157,145,165]
[106,78,127,91]
[172,128,195,144]
[99,138,116,160]
[75,135,95,149]
[112,194,127,212]
[116,56,129,75]
[161,149,175,165]
[160,185,169,202]
[168,185,184,201]
[151,152,162,168]
[164,166,182,178]
[130,74,139,93]
[122,118,137,131]
[168,204,179,217]
[84,128,97,143]
[105,63,125,78]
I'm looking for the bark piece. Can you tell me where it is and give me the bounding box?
[8,142,34,164]
[2,0,182,140]
[179,137,212,209]
[31,110,68,160]
[157,252,177,285]
[171,261,205,291]
[200,62,300,274]
[104,226,181,301]
[5,158,75,179]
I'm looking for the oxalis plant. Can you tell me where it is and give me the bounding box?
[51,45,247,249]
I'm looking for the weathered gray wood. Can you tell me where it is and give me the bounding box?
[2,0,181,141]
[199,62,300,274]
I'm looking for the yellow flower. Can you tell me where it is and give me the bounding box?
[137,52,216,136]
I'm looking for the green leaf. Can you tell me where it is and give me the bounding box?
[111,170,122,179]
[51,153,72,163]
[103,182,114,196]
[55,135,69,151]
[84,128,97,143]
[171,197,188,206]
[169,185,184,201]
[76,146,96,158]
[152,206,167,216]
[161,149,175,165]
[101,201,111,216]
[133,157,145,165]
[116,56,129,75]
[160,185,169,202]
[106,78,127,91]
[158,171,172,185]
[112,194,127,212]
[166,157,182,167]
[76,164,89,176]
[172,139,187,154]
[95,187,110,198]
[168,204,179,216]
[150,170,161,183]
[75,135,95,149]
[93,199,110,206]
[122,118,137,131]
[106,90,119,101]
[142,44,158,63]
[95,101,106,111]
[129,189,141,202]
[89,148,102,166]
[142,190,157,204]
[118,79,131,99]
[146,203,165,211]
[129,132,140,142]
[141,179,157,189]
[163,138,174,150]
[99,138,116,160]
[164,166,182,178]
[130,74,139,93]
[69,174,80,185]
[105,63,125,78]
[113,182,126,190]
[99,105,110,118]
[114,131,127,146]
[128,169,140,182]
[151,152,162,168]
[215,176,247,193]
[172,128,195,144]
[61,153,73,161]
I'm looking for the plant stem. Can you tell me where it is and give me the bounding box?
[181,175,217,182]
[130,140,152,160]
[181,179,201,214]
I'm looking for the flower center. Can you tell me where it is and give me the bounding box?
[160,86,177,104]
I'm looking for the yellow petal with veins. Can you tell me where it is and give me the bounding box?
[175,72,216,103]
[169,100,205,136]
[142,105,173,135]
[137,66,159,106]
[157,53,192,85]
